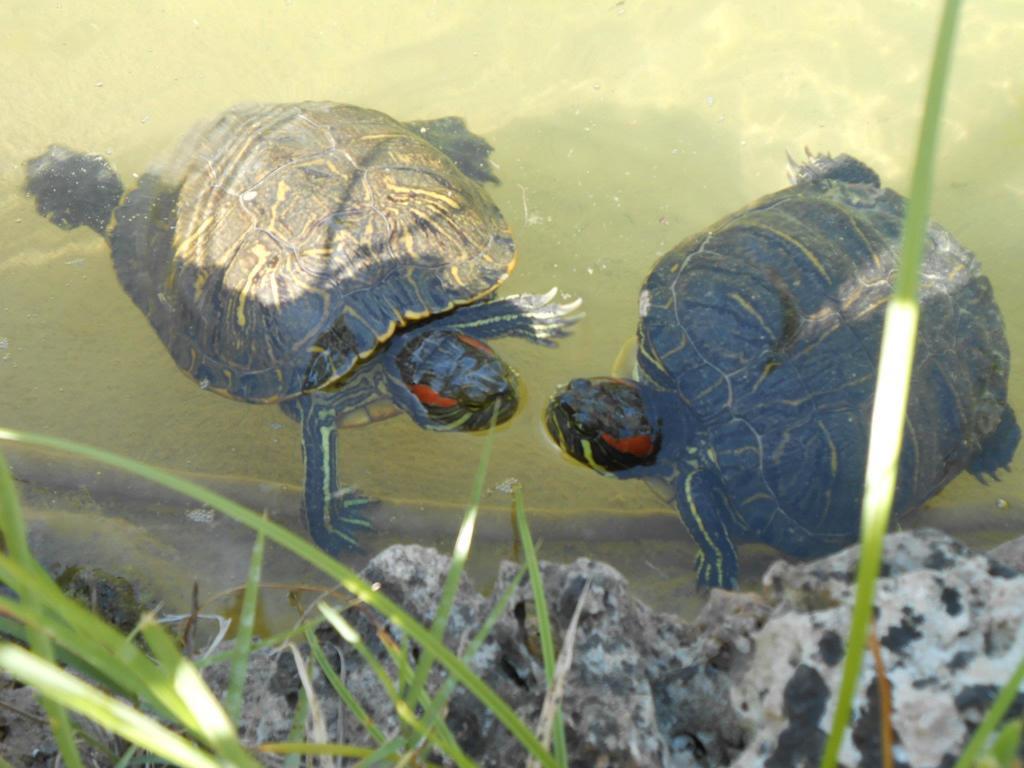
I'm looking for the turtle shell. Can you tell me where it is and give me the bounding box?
[637,167,1011,555]
[110,102,516,403]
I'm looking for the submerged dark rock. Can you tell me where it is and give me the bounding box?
[54,565,146,634]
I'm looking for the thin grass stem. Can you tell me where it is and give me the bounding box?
[225,523,265,722]
[514,484,568,766]
[951,654,1024,768]
[0,429,557,767]
[820,1,962,765]
[0,453,84,767]
[406,404,499,714]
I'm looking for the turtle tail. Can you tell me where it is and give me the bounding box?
[24,145,124,237]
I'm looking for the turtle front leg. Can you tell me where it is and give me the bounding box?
[281,392,375,554]
[425,287,583,347]
[675,468,740,590]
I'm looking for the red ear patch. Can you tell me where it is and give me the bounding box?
[600,432,655,458]
[409,383,458,409]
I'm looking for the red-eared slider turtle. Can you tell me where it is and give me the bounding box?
[545,152,1018,590]
[26,101,580,554]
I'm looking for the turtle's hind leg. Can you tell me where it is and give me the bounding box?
[969,405,1021,481]
[404,116,499,184]
[24,145,123,236]
[787,150,881,187]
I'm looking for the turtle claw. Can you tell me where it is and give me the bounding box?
[968,406,1020,482]
[430,287,584,347]
[785,149,880,187]
[331,484,378,519]
[503,287,585,346]
[785,149,802,185]
[693,549,738,592]
[315,486,377,555]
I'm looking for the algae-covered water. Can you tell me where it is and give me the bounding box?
[1,2,1023,619]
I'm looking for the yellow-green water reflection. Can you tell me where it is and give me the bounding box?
[2,1,1022,619]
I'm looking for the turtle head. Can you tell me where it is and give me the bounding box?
[394,330,519,431]
[545,377,661,475]
[24,145,124,236]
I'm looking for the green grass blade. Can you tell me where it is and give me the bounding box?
[226,523,266,722]
[262,741,448,767]
[984,719,1023,767]
[951,654,1024,768]
[355,736,409,767]
[406,407,499,714]
[112,745,139,768]
[379,635,466,763]
[0,451,32,566]
[0,451,83,768]
[197,616,327,668]
[820,2,962,766]
[419,563,529,734]
[317,604,476,768]
[381,619,417,700]
[0,427,555,766]
[139,618,253,764]
[983,720,1024,768]
[304,621,386,744]
[282,687,309,768]
[0,643,239,768]
[513,483,567,766]
[0,559,199,729]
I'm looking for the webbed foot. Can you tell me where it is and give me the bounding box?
[405,116,499,184]
[969,405,1020,482]
[786,148,880,188]
[307,486,377,555]
[434,287,582,347]
[694,550,739,592]
[500,288,585,345]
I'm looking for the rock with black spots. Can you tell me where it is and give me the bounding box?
[731,529,1024,768]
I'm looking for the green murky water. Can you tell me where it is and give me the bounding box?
[2,1,1023,619]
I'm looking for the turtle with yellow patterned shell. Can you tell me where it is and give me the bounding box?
[26,101,580,554]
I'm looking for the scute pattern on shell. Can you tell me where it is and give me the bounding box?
[111,102,515,402]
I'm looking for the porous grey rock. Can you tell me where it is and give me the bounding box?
[196,531,1024,767]
[988,533,1024,573]
[202,544,759,767]
[212,545,492,758]
[730,529,1024,768]
[445,557,756,767]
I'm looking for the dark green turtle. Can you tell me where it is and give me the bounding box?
[546,152,1018,590]
[25,101,580,554]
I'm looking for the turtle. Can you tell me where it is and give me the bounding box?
[545,151,1018,590]
[25,101,581,554]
